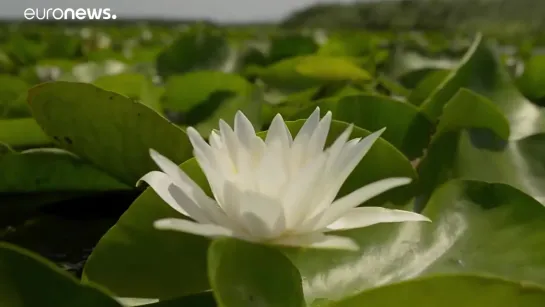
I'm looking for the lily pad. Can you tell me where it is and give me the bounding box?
[418,89,545,205]
[333,275,545,307]
[516,54,545,102]
[255,56,370,92]
[314,94,434,159]
[27,82,193,186]
[93,73,162,112]
[268,34,318,63]
[284,179,545,303]
[407,69,450,105]
[0,74,30,118]
[163,71,254,114]
[420,34,545,139]
[0,118,51,149]
[0,243,120,307]
[0,148,128,193]
[156,26,229,78]
[208,239,305,307]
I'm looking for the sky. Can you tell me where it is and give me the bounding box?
[0,0,360,22]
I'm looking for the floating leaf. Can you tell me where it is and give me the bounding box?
[93,73,162,112]
[0,148,128,193]
[156,27,229,78]
[314,94,433,159]
[255,56,370,92]
[28,82,193,186]
[516,54,545,102]
[419,89,544,205]
[0,74,30,118]
[284,180,545,303]
[0,118,51,149]
[208,239,305,307]
[420,34,545,139]
[333,275,545,307]
[268,34,318,63]
[163,71,254,113]
[0,243,121,307]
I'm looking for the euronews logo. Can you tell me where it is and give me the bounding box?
[24,8,117,20]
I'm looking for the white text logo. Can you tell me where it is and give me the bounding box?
[24,8,117,20]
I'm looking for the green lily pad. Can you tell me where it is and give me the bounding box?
[388,50,456,79]
[0,243,120,307]
[0,118,51,149]
[27,82,193,186]
[268,34,318,63]
[314,94,434,159]
[332,275,545,307]
[163,71,254,114]
[83,120,415,300]
[376,75,411,98]
[0,142,13,156]
[156,26,229,79]
[284,179,545,303]
[93,73,162,112]
[43,32,81,59]
[255,56,371,92]
[418,89,545,205]
[0,74,30,118]
[0,148,128,193]
[398,68,442,89]
[82,160,210,300]
[420,34,545,139]
[208,239,305,307]
[407,69,450,106]
[190,92,263,137]
[316,32,378,58]
[294,56,371,83]
[164,71,262,136]
[516,54,545,102]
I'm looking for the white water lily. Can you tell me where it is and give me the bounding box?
[139,108,430,251]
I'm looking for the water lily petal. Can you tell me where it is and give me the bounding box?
[272,232,358,251]
[306,111,332,157]
[238,188,286,239]
[166,184,218,224]
[234,111,256,149]
[317,177,413,229]
[186,127,215,165]
[266,113,293,148]
[149,148,231,221]
[332,128,386,184]
[256,139,288,197]
[294,107,321,144]
[209,130,223,150]
[290,107,321,172]
[304,124,354,218]
[149,149,214,206]
[324,123,353,173]
[154,218,234,238]
[283,153,328,228]
[219,119,241,173]
[305,128,388,224]
[325,206,431,231]
[138,171,200,220]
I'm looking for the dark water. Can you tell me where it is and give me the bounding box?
[1,190,139,277]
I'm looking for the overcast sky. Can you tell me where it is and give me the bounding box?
[0,0,360,22]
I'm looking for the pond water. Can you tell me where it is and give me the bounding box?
[1,190,139,277]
